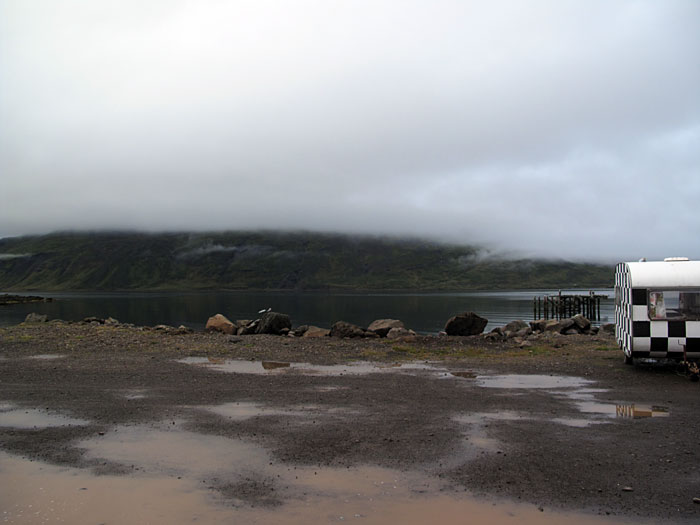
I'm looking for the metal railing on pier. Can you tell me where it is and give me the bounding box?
[533,291,603,321]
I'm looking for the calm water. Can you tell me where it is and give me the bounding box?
[0,290,614,334]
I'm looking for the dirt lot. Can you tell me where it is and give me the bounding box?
[1,320,699,523]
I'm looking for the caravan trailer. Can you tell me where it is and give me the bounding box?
[615,258,700,364]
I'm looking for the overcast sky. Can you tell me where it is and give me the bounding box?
[1,0,698,262]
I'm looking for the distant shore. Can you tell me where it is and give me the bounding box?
[0,294,52,306]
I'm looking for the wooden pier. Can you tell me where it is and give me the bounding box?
[533,292,604,321]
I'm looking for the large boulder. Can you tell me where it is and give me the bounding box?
[367,319,405,337]
[255,312,292,335]
[206,314,236,335]
[571,314,591,332]
[444,312,488,336]
[330,321,372,338]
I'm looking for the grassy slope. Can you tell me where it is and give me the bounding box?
[0,231,613,291]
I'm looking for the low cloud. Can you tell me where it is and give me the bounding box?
[1,1,698,262]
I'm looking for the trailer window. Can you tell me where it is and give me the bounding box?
[648,290,700,320]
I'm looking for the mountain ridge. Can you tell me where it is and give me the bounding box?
[0,231,613,291]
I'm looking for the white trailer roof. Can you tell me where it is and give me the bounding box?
[624,260,700,288]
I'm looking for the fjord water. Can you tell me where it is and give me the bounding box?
[0,289,613,333]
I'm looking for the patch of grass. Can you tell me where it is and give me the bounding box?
[593,346,617,352]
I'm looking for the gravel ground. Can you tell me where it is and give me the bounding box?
[1,320,699,523]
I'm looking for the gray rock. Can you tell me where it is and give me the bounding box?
[104,317,120,326]
[544,318,575,334]
[239,320,259,335]
[330,321,370,338]
[255,312,292,335]
[303,326,330,338]
[292,325,309,336]
[367,319,405,337]
[601,323,615,334]
[571,314,591,332]
[386,327,416,340]
[504,320,529,332]
[484,331,503,341]
[529,319,549,332]
[444,312,488,336]
[24,313,48,323]
[515,327,533,338]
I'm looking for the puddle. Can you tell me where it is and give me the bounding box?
[0,450,239,524]
[177,358,436,376]
[0,403,89,429]
[454,412,530,455]
[476,375,594,389]
[204,401,309,421]
[79,423,270,478]
[551,418,607,428]
[0,448,637,525]
[575,402,670,419]
[27,354,65,360]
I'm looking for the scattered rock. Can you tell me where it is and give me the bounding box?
[483,331,503,341]
[330,321,375,339]
[529,319,548,332]
[386,327,417,340]
[622,486,634,492]
[83,316,104,324]
[175,325,193,334]
[292,325,309,337]
[571,314,591,332]
[544,318,575,334]
[205,314,236,335]
[104,317,120,326]
[515,327,533,338]
[239,320,259,335]
[444,312,488,336]
[255,312,292,335]
[367,319,405,337]
[503,320,529,332]
[601,323,615,334]
[303,326,330,338]
[24,313,48,323]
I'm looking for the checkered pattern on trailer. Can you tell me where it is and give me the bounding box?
[616,262,700,358]
[615,263,632,355]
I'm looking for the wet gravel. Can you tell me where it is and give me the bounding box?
[1,320,699,523]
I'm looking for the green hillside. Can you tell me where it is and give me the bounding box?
[0,231,613,291]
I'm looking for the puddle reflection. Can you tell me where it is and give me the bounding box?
[476,375,594,389]
[0,448,635,525]
[177,358,436,376]
[576,402,670,419]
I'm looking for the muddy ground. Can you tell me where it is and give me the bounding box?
[1,320,699,523]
